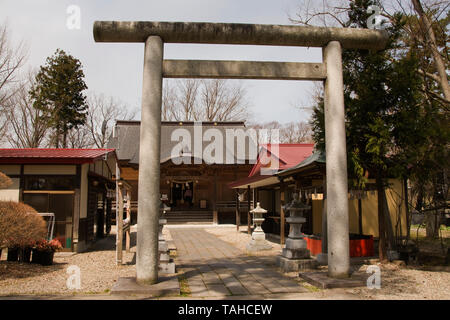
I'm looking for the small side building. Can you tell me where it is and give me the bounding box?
[0,149,118,252]
[230,148,408,254]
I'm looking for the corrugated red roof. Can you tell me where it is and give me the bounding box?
[0,149,116,164]
[248,144,314,177]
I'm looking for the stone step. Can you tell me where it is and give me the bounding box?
[164,211,213,224]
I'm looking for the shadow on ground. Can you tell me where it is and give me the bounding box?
[0,260,67,281]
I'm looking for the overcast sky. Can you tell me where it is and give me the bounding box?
[0,0,323,124]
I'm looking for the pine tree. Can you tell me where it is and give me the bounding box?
[30,49,88,148]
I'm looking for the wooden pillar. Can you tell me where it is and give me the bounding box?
[247,185,251,234]
[235,190,240,232]
[404,177,410,240]
[280,184,286,245]
[358,196,363,235]
[213,169,218,225]
[73,188,81,252]
[116,177,124,265]
[126,189,131,252]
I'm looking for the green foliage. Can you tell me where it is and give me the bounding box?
[29,49,88,148]
[311,0,425,188]
[309,0,448,258]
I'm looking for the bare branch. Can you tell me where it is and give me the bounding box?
[83,93,137,148]
[4,70,49,148]
[162,79,250,122]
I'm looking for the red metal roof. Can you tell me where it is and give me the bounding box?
[0,149,116,164]
[248,144,314,177]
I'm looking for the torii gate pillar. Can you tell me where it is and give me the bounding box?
[136,36,164,284]
[323,41,350,278]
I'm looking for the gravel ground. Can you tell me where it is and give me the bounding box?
[346,263,450,300]
[0,226,136,296]
[203,226,450,300]
[1,225,449,299]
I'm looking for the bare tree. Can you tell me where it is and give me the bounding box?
[162,79,250,121]
[288,0,350,27]
[248,120,313,144]
[290,0,449,105]
[66,126,94,148]
[162,82,178,121]
[411,0,449,101]
[178,79,201,121]
[84,93,137,148]
[280,122,314,143]
[0,23,28,143]
[4,70,49,148]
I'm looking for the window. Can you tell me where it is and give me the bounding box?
[24,176,77,191]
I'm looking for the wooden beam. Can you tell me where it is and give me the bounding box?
[163,60,326,81]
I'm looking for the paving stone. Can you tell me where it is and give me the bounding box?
[225,283,250,295]
[239,280,271,295]
[190,286,210,297]
[205,284,231,296]
[201,274,223,284]
[110,276,180,296]
[299,272,368,289]
[170,228,317,297]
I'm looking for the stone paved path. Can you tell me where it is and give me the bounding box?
[170,228,309,297]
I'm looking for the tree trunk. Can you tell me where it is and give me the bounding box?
[54,126,60,148]
[376,173,388,262]
[415,187,424,212]
[62,123,68,148]
[412,0,450,101]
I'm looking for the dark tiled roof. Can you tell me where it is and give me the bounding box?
[108,121,257,165]
[277,150,325,176]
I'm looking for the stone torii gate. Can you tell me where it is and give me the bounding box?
[93,21,388,285]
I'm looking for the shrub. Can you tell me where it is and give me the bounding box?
[0,171,12,189]
[0,201,47,248]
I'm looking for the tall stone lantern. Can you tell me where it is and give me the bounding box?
[276,192,317,272]
[246,202,272,252]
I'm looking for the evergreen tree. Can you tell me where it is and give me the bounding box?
[310,0,424,260]
[30,49,88,148]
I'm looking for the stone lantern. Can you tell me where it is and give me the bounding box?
[276,192,317,272]
[246,202,272,252]
[159,200,175,274]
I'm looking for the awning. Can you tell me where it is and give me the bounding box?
[228,174,280,189]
